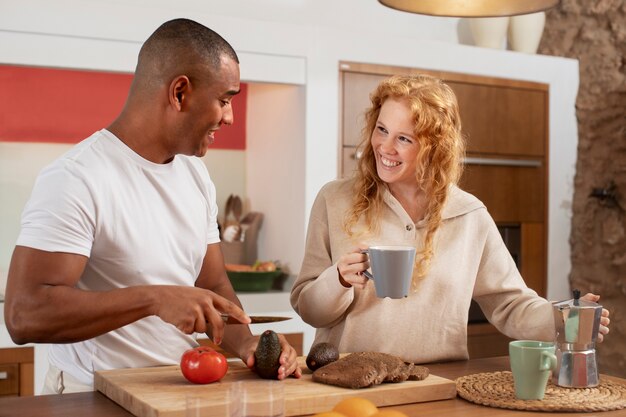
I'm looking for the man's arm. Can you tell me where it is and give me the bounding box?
[4,246,248,344]
[194,243,252,348]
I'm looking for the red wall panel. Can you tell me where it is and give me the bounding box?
[0,64,246,150]
[220,82,246,150]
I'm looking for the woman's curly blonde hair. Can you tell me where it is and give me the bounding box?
[344,74,465,279]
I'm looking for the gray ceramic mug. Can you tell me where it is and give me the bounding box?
[362,245,416,299]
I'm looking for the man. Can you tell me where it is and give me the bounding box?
[4,18,302,394]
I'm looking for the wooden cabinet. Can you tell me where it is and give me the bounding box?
[339,62,549,174]
[0,347,34,397]
[0,364,19,396]
[450,81,546,157]
[467,323,514,359]
[459,162,545,223]
[341,72,385,147]
[339,62,549,359]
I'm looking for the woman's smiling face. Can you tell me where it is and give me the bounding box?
[371,97,420,190]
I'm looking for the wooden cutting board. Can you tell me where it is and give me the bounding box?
[95,357,456,417]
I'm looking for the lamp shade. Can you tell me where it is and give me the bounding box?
[378,0,559,17]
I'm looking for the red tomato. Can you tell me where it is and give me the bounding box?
[180,346,228,384]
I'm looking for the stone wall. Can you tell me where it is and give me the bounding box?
[539,0,626,377]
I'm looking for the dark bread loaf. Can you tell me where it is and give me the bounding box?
[312,351,429,389]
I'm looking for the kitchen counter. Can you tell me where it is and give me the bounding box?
[1,356,625,417]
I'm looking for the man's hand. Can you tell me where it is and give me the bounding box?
[243,333,303,380]
[152,286,250,345]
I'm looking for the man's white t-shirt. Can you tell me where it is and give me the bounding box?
[16,129,221,386]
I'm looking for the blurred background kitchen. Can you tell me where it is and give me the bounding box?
[0,0,624,395]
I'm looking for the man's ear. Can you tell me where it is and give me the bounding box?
[170,76,190,111]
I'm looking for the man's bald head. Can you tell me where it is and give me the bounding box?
[133,18,239,92]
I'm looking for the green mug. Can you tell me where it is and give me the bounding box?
[509,340,557,400]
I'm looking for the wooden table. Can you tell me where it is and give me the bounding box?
[0,356,624,417]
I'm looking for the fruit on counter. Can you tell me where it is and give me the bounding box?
[254,330,282,379]
[332,397,378,417]
[306,342,340,371]
[225,260,278,272]
[225,263,255,272]
[180,346,228,384]
[311,397,409,417]
[252,260,277,272]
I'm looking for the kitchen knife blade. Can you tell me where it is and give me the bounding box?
[220,314,292,324]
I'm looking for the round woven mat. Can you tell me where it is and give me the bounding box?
[456,371,626,412]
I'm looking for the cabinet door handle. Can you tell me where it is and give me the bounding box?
[463,156,542,167]
[0,371,8,380]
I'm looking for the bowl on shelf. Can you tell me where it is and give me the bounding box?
[226,269,283,292]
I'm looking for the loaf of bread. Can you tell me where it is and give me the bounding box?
[312,352,429,389]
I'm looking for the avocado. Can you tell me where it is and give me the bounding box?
[306,342,339,371]
[254,330,282,379]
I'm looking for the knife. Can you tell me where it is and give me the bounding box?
[219,313,292,325]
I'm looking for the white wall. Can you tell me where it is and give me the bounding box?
[0,143,73,289]
[246,83,306,275]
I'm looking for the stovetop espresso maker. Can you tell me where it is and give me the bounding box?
[552,289,603,387]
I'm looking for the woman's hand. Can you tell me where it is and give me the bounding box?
[336,246,369,289]
[581,293,610,343]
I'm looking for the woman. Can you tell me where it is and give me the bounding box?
[290,74,609,363]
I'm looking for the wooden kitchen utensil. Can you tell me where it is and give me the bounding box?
[231,195,242,225]
[222,194,242,242]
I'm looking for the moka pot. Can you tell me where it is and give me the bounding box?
[552,289,602,387]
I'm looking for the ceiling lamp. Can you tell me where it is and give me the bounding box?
[378,0,559,17]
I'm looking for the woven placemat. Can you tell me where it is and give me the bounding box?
[456,371,626,412]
